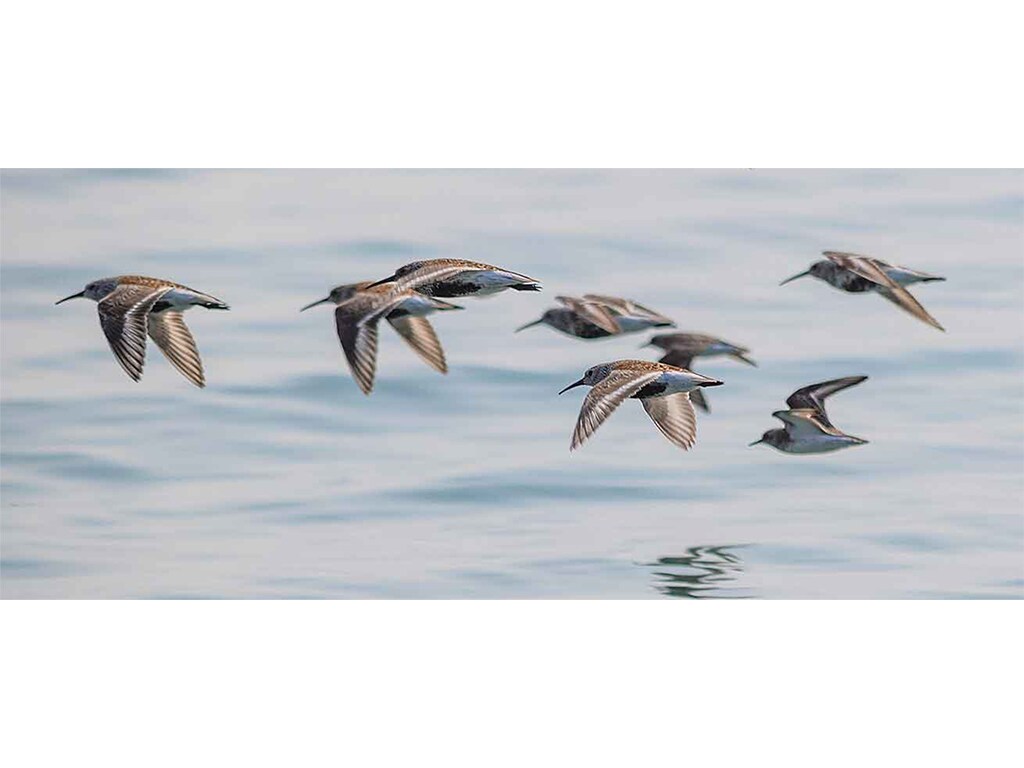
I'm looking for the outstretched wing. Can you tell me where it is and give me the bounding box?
[334,293,407,394]
[823,251,944,331]
[585,294,673,325]
[387,315,448,374]
[97,284,171,382]
[786,375,867,426]
[147,311,205,387]
[556,296,621,334]
[642,392,697,450]
[571,370,661,451]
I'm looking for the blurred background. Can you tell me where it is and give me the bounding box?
[2,169,1021,598]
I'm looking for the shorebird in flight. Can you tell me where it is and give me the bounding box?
[643,333,756,413]
[55,275,228,387]
[516,294,673,338]
[559,359,723,452]
[301,281,462,395]
[781,251,945,331]
[367,258,541,298]
[750,376,869,454]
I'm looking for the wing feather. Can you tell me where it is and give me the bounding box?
[571,371,661,451]
[642,393,698,450]
[148,311,205,387]
[97,285,170,382]
[387,315,448,374]
[556,296,621,334]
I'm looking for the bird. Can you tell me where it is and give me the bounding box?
[780,251,945,331]
[55,275,228,387]
[516,294,673,338]
[366,258,541,298]
[750,376,869,454]
[301,281,462,395]
[558,359,723,452]
[643,333,757,413]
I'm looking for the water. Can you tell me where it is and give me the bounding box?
[2,169,1022,598]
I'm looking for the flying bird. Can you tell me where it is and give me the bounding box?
[750,376,869,454]
[367,258,541,298]
[781,251,945,331]
[301,281,462,395]
[643,333,756,413]
[55,275,228,387]
[516,294,673,338]
[559,359,723,452]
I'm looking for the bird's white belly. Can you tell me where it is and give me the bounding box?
[396,294,439,316]
[659,371,708,395]
[161,289,202,309]
[463,270,519,295]
[785,435,857,454]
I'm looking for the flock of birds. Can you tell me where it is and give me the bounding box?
[56,251,946,455]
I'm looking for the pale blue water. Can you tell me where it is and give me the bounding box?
[2,169,1022,598]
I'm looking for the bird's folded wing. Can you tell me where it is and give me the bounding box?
[97,284,171,382]
[387,315,447,374]
[147,311,205,387]
[642,392,697,450]
[572,370,661,450]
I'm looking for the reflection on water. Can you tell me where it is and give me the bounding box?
[645,546,751,599]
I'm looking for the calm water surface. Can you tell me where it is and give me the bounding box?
[2,169,1022,598]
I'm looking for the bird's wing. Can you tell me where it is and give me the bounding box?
[786,375,867,425]
[772,409,839,437]
[642,392,698,450]
[581,294,631,313]
[334,294,407,394]
[97,284,171,382]
[875,286,945,331]
[556,296,621,334]
[571,370,661,451]
[147,311,205,388]
[690,388,710,414]
[823,252,944,330]
[386,315,447,374]
[657,350,695,369]
[391,263,472,294]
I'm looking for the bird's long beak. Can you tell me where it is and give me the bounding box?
[300,297,332,312]
[515,318,544,333]
[748,439,764,447]
[55,291,85,305]
[558,378,586,395]
[365,274,397,289]
[779,270,811,286]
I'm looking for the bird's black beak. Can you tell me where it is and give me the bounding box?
[365,274,397,289]
[748,438,764,447]
[558,378,586,395]
[300,297,331,312]
[515,318,544,333]
[779,270,811,286]
[55,291,85,305]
